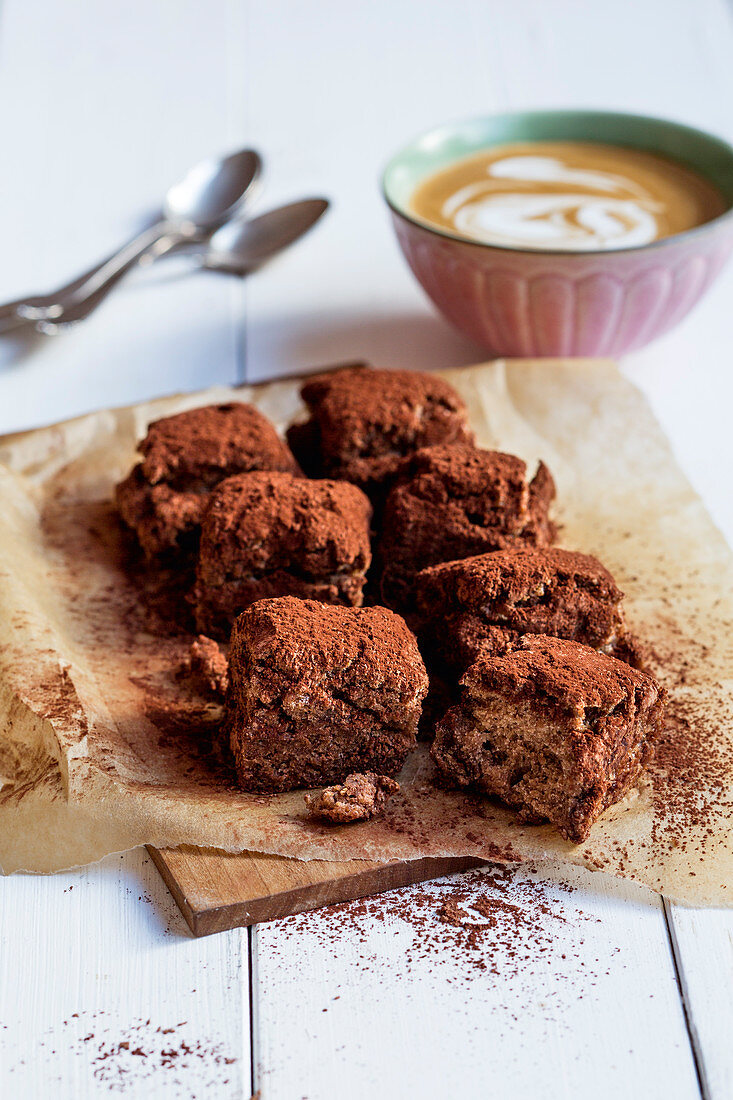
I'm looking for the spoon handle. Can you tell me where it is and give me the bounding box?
[0,220,172,332]
[33,199,331,333]
[0,247,131,332]
[34,229,196,332]
[18,220,177,321]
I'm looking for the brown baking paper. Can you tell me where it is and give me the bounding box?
[1,361,731,906]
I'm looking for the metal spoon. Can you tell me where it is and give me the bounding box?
[36,199,330,333]
[203,198,329,274]
[0,148,261,328]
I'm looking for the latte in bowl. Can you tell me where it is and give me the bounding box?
[383,111,733,357]
[410,141,726,252]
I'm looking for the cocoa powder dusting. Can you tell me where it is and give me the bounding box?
[647,626,733,860]
[264,863,617,1022]
[7,1015,237,1096]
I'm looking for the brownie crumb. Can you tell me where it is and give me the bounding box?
[305,773,400,824]
[183,635,229,698]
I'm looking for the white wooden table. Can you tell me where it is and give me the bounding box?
[1,2,732,1097]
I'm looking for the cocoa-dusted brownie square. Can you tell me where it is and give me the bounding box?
[194,472,372,639]
[137,402,297,487]
[116,468,208,560]
[416,547,628,677]
[432,634,664,843]
[378,444,556,614]
[286,366,474,503]
[227,597,428,792]
[116,403,299,558]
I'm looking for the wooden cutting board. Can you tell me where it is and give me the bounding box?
[148,846,484,937]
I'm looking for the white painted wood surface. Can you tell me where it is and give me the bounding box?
[253,863,700,1100]
[665,900,733,1100]
[0,850,248,1098]
[0,1,732,1098]
[0,0,246,431]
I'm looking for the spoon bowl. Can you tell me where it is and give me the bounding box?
[204,198,329,273]
[164,149,262,232]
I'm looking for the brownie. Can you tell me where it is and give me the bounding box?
[116,466,208,559]
[138,402,297,486]
[522,459,557,547]
[194,473,372,639]
[286,366,474,503]
[227,597,428,792]
[416,547,628,676]
[432,634,665,843]
[378,444,556,614]
[116,402,299,558]
[304,773,400,824]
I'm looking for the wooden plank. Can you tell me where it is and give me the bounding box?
[240,3,733,1098]
[148,847,483,937]
[665,900,733,1100]
[0,0,244,435]
[0,848,248,1098]
[251,861,702,1100]
[0,2,253,1097]
[0,0,731,1098]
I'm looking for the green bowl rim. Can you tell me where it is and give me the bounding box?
[381,108,733,258]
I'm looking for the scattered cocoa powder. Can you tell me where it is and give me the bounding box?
[647,628,733,863]
[266,864,609,991]
[10,1014,238,1096]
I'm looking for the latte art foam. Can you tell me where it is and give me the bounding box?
[410,142,727,252]
[445,157,662,250]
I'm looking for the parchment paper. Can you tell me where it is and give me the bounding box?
[1,361,731,907]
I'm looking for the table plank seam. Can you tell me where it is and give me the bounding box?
[248,924,258,1098]
[663,897,708,1100]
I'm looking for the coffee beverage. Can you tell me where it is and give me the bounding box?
[410,141,727,251]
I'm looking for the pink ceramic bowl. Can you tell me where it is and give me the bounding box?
[382,110,733,357]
